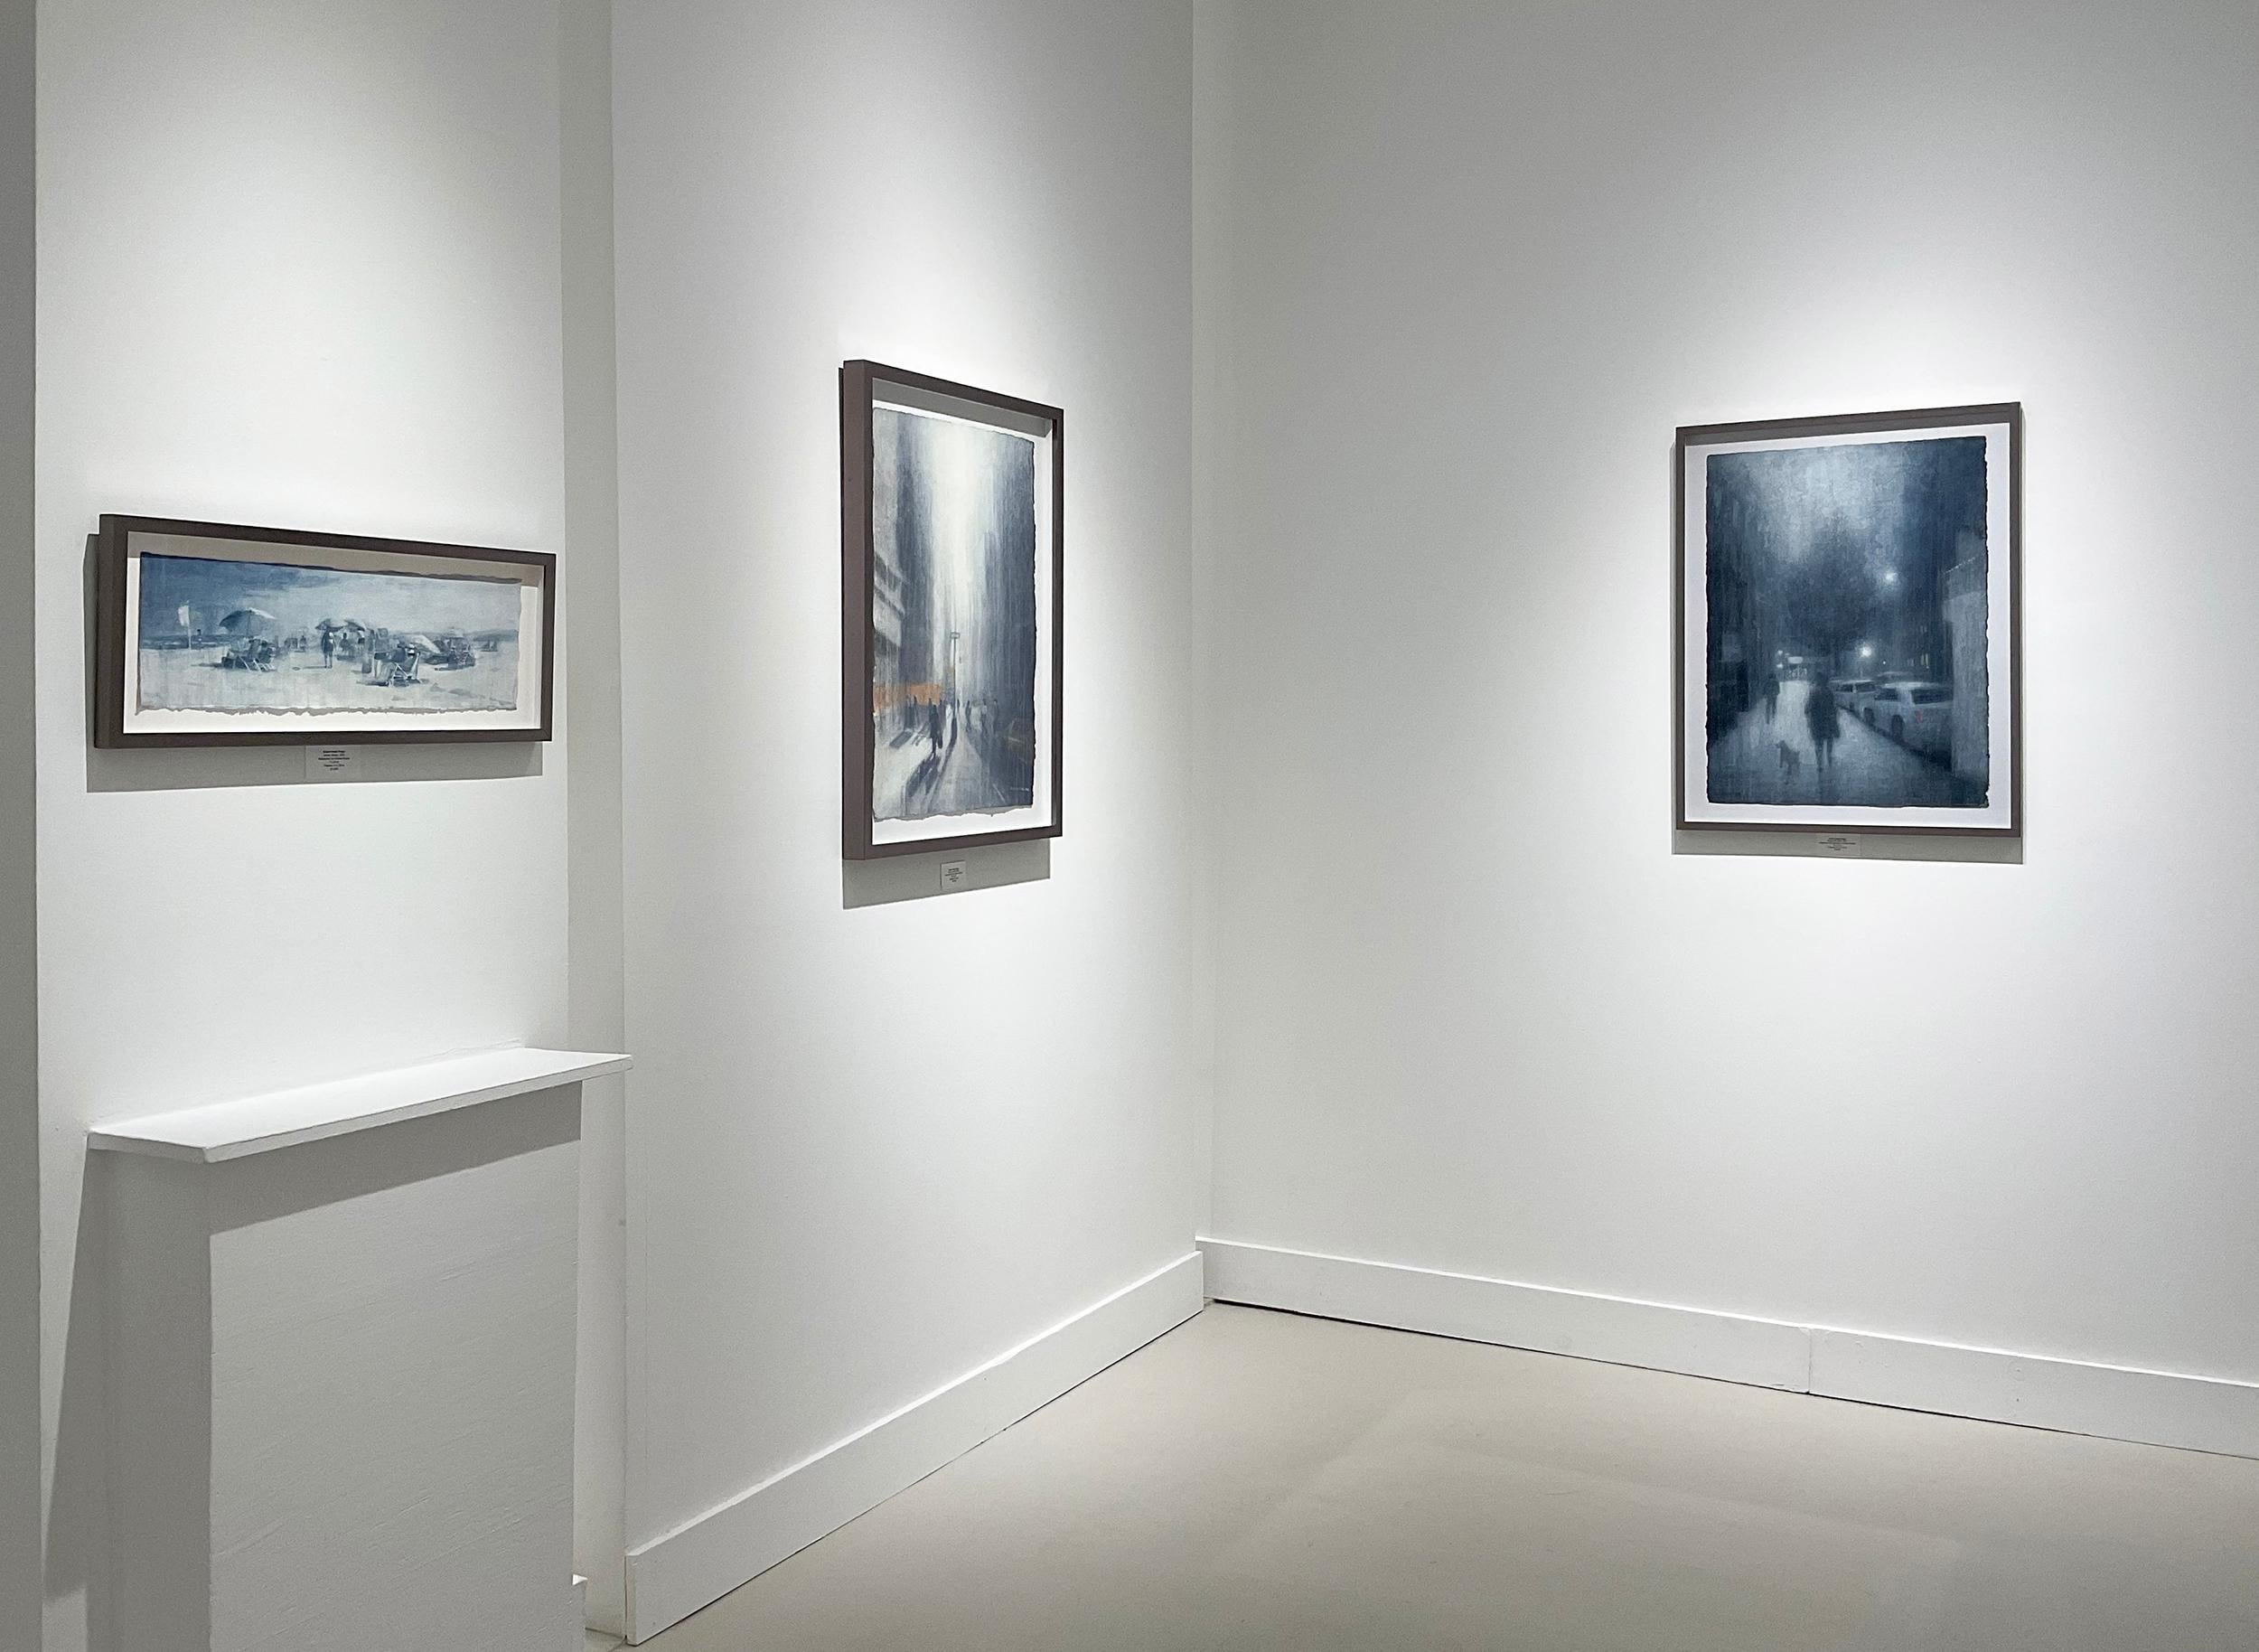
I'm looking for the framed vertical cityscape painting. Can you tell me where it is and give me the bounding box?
[1674,404,2021,836]
[94,515,555,746]
[841,361,1063,859]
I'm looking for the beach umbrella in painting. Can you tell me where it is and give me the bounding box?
[218,607,277,635]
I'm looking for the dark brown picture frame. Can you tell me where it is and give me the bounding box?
[841,361,1064,860]
[94,514,557,748]
[1673,403,2022,837]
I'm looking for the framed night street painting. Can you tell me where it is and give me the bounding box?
[1674,404,2021,836]
[94,516,555,747]
[841,361,1063,859]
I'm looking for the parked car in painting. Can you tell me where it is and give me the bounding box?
[1863,681,1954,757]
[1830,677,1876,711]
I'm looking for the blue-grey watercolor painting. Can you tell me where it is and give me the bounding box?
[1704,436,1990,808]
[136,554,522,715]
[867,406,1039,822]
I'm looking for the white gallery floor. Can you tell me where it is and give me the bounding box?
[614,1304,2259,1651]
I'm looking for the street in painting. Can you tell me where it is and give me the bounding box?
[867,405,1040,824]
[1703,436,1991,810]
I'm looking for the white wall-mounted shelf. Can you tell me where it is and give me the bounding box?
[88,1046,633,1163]
[102,1046,606,1650]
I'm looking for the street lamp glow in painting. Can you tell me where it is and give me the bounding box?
[1673,405,2021,836]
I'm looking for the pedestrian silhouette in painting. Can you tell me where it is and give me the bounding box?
[1804,664,1841,775]
[867,405,1040,824]
[1701,435,1991,810]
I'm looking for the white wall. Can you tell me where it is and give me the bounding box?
[1206,0,2259,1384]
[33,0,2255,1639]
[612,0,1208,1629]
[1,0,41,1642]
[558,0,633,1634]
[33,3,573,1647]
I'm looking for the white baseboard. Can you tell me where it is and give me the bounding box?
[1201,1239,2259,1461]
[623,1252,1204,1643]
[1809,1327,2259,1459]
[1202,1235,1810,1391]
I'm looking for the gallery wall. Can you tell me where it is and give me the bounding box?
[32,3,575,1648]
[2,0,41,1641]
[1204,0,2259,1391]
[610,0,1210,1632]
[558,0,633,1633]
[21,2,2251,1643]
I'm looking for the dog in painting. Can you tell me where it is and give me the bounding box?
[1776,739,1801,782]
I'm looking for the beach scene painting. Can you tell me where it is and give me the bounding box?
[98,518,554,746]
[135,554,523,716]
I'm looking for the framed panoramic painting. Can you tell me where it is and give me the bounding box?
[841,361,1063,859]
[1674,404,2021,836]
[94,515,555,747]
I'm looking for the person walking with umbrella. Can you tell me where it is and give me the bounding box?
[1805,671,1842,775]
